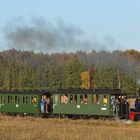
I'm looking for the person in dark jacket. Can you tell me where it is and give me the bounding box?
[135,97,140,112]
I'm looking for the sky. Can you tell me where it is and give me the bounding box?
[0,0,140,52]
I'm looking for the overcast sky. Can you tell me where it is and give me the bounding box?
[0,0,140,52]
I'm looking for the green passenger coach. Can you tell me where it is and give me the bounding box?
[0,90,51,114]
[52,89,127,117]
[0,88,128,118]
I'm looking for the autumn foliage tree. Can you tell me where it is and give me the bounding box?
[81,71,90,89]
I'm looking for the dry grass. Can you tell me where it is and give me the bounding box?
[0,115,140,140]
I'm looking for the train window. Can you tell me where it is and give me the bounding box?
[23,96,25,104]
[84,95,88,104]
[60,95,63,103]
[0,96,3,104]
[8,96,10,103]
[31,96,37,104]
[54,95,59,103]
[15,96,18,103]
[60,95,68,103]
[0,96,1,104]
[60,95,62,103]
[31,96,33,104]
[25,96,28,104]
[18,97,20,103]
[79,95,83,104]
[1,96,5,104]
[103,95,107,106]
[15,96,20,104]
[92,95,96,104]
[70,95,73,103]
[8,96,13,104]
[96,95,100,104]
[74,95,77,103]
[10,96,13,103]
[3,96,6,103]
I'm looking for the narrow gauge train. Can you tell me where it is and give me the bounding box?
[0,88,130,119]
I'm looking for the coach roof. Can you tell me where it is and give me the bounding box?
[0,89,50,95]
[52,88,124,95]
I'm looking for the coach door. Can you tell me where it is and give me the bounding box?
[40,94,51,113]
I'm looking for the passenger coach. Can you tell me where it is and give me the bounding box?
[0,88,129,118]
[53,88,129,118]
[0,90,51,114]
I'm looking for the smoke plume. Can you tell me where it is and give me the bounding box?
[3,17,120,53]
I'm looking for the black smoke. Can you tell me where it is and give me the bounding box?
[3,17,120,53]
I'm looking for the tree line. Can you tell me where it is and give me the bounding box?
[0,49,140,95]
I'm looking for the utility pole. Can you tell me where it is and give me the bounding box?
[117,70,121,89]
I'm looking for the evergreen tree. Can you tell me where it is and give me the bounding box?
[63,56,84,88]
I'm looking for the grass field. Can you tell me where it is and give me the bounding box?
[0,115,140,140]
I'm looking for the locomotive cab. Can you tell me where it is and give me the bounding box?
[129,97,140,121]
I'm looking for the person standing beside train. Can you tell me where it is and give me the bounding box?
[115,96,120,116]
[45,96,50,113]
[111,96,116,115]
[111,96,120,116]
[135,97,140,112]
[40,97,45,113]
